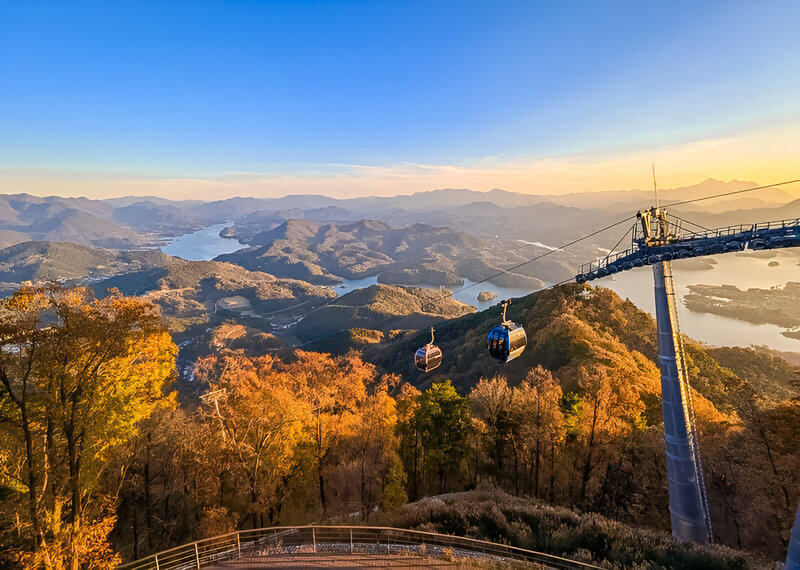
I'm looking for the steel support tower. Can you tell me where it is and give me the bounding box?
[653,261,712,543]
[575,208,800,550]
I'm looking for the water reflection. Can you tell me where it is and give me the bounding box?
[337,275,379,295]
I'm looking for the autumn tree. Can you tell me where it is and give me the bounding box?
[575,364,644,506]
[0,285,176,569]
[514,366,564,499]
[194,354,309,528]
[349,379,405,519]
[193,350,400,522]
[469,375,516,486]
[288,351,372,515]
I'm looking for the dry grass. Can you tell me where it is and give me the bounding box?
[386,489,772,570]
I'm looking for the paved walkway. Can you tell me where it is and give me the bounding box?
[209,552,465,568]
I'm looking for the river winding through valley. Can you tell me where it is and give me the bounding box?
[162,224,800,352]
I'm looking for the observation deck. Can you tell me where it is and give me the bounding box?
[576,216,800,283]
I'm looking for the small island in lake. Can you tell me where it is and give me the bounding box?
[684,282,800,337]
[478,291,498,302]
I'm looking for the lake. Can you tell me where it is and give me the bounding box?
[337,255,800,352]
[595,251,800,351]
[450,279,531,311]
[337,275,379,295]
[336,276,530,312]
[160,222,247,261]
[162,225,800,352]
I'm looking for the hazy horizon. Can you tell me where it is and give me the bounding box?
[5,175,800,205]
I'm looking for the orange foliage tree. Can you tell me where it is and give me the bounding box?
[194,350,400,524]
[0,285,176,569]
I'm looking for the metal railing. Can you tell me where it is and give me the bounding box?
[577,216,800,281]
[118,525,603,569]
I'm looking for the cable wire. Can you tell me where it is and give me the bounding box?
[664,178,800,208]
[442,214,638,299]
[269,177,800,327]
[603,221,637,259]
[669,214,712,233]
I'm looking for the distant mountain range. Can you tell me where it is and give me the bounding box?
[541,178,791,211]
[131,179,792,215]
[0,194,155,248]
[0,179,795,252]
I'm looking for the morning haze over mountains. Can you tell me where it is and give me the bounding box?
[1,178,795,247]
[3,177,800,356]
[0,179,792,288]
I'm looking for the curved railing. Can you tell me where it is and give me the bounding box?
[118,525,602,569]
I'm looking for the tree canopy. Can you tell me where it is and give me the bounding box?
[0,285,176,569]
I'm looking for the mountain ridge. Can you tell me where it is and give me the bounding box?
[216,218,560,288]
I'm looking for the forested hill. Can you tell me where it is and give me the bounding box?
[360,283,799,556]
[292,283,474,343]
[91,254,335,334]
[216,218,565,288]
[0,241,336,335]
[369,283,797,401]
[0,241,170,294]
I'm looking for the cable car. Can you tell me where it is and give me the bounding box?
[414,327,443,372]
[487,300,527,363]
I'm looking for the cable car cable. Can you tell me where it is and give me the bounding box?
[264,214,634,324]
[669,214,712,233]
[419,214,638,323]
[663,178,800,208]
[441,213,639,301]
[464,176,800,367]
[600,221,638,261]
[412,215,638,369]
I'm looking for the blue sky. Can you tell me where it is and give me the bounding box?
[1,1,799,198]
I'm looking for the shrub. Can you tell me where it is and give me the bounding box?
[387,489,763,569]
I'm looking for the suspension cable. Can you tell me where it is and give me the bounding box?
[663,178,800,208]
[268,178,800,324]
[443,214,638,299]
[669,214,712,233]
[603,221,637,259]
